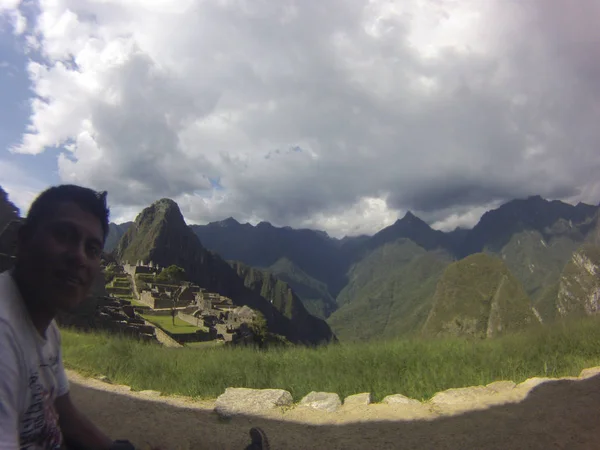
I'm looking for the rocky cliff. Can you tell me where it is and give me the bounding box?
[557,245,600,318]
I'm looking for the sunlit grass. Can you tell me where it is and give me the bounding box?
[140,314,202,334]
[61,316,600,401]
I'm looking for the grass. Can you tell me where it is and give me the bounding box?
[141,314,202,334]
[61,315,600,402]
[126,298,149,308]
[185,341,226,349]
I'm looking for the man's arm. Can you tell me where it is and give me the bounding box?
[55,392,114,450]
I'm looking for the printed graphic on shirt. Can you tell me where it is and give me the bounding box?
[19,366,63,449]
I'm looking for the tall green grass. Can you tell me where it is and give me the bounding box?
[61,316,600,402]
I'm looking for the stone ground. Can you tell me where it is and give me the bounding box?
[67,369,600,450]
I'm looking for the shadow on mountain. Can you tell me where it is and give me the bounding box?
[70,373,600,450]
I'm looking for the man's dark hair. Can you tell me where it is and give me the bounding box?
[25,185,110,242]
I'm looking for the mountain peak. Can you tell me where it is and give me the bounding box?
[398,211,424,224]
[154,198,180,209]
[257,221,273,228]
[369,210,446,251]
[221,217,240,226]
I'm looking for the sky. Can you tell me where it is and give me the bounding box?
[1,0,599,238]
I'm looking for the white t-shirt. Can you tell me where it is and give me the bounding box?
[0,271,69,450]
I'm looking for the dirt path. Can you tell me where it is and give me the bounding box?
[67,370,600,450]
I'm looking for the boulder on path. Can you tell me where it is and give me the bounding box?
[343,393,372,406]
[382,394,421,406]
[214,388,293,418]
[430,386,492,406]
[579,367,600,379]
[299,392,342,412]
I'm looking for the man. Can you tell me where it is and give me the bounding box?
[0,185,268,450]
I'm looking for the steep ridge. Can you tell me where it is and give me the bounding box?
[231,261,336,343]
[422,253,538,338]
[557,245,600,318]
[461,196,598,256]
[191,219,348,315]
[116,199,335,345]
[365,212,450,253]
[105,222,133,252]
[267,257,337,319]
[328,240,452,342]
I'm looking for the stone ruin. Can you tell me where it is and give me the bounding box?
[186,303,257,343]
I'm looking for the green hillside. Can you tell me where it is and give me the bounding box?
[105,222,133,252]
[327,240,451,342]
[498,230,582,321]
[423,253,539,338]
[557,245,600,318]
[267,257,337,318]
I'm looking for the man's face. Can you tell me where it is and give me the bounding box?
[17,202,104,312]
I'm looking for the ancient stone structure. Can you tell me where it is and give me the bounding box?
[195,291,234,311]
[123,262,161,278]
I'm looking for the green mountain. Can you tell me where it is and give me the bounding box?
[461,196,598,256]
[105,222,133,252]
[422,253,539,338]
[191,219,349,317]
[494,207,600,320]
[115,199,335,345]
[498,230,583,321]
[266,257,337,319]
[111,195,599,342]
[230,261,335,342]
[365,212,451,253]
[327,239,452,342]
[556,244,600,318]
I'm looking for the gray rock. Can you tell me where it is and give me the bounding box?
[299,392,342,412]
[382,394,421,406]
[343,393,372,406]
[430,386,492,405]
[579,367,600,379]
[485,380,516,393]
[214,388,293,417]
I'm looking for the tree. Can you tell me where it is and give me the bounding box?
[171,305,177,326]
[156,265,186,284]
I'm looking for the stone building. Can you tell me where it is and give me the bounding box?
[195,291,234,311]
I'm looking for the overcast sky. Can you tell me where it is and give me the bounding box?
[1,0,599,238]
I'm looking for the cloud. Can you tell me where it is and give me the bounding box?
[0,0,26,34]
[5,0,600,237]
[0,159,46,215]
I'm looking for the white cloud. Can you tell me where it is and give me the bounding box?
[0,160,45,216]
[6,0,600,236]
[0,0,26,34]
